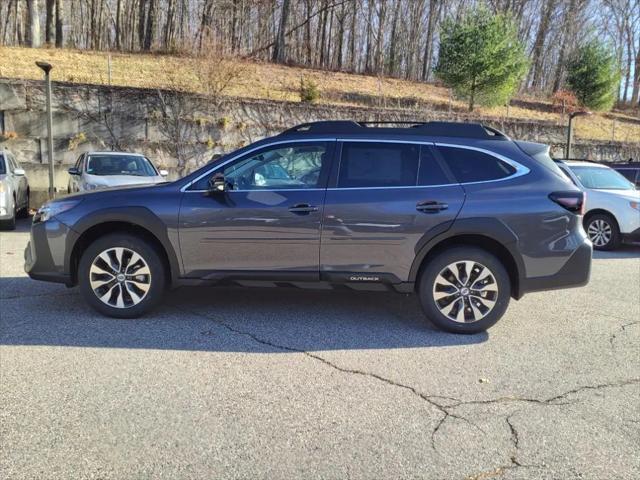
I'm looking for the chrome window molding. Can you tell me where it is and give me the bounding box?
[181,138,337,192]
[182,137,531,193]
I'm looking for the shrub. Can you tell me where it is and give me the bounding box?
[299,77,320,104]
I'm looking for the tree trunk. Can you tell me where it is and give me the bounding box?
[530,0,556,90]
[45,0,55,44]
[54,0,63,47]
[422,0,438,81]
[632,39,640,105]
[273,0,291,62]
[26,0,41,47]
[552,0,578,93]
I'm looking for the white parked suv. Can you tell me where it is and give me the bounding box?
[557,160,640,250]
[0,149,30,230]
[68,151,168,193]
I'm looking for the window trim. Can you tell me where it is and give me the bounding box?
[433,143,530,186]
[333,140,423,189]
[182,138,531,192]
[182,138,337,192]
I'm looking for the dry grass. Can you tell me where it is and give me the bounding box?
[1,46,638,143]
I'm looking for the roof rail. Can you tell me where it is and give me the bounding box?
[279,120,509,140]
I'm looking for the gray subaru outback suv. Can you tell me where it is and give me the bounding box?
[25,121,591,333]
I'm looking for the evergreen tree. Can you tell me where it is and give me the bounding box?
[435,10,528,111]
[566,41,620,111]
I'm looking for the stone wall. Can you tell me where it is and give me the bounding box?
[1,78,639,208]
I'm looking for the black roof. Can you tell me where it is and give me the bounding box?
[279,121,510,140]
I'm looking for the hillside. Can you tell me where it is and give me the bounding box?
[1,46,638,144]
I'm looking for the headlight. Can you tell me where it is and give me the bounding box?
[84,183,99,190]
[34,199,82,223]
[630,201,640,211]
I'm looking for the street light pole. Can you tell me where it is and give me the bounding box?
[36,61,55,200]
[566,111,592,160]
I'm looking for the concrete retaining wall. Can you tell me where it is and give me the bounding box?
[1,78,639,208]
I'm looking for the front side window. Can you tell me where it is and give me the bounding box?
[222,142,328,191]
[569,166,635,191]
[437,146,516,183]
[86,155,157,177]
[338,142,419,188]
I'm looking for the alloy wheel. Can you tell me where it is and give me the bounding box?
[432,260,498,323]
[89,247,152,308]
[587,219,612,247]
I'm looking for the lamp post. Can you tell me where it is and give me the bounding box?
[36,61,55,200]
[566,110,592,160]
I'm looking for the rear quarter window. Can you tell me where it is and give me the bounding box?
[436,146,515,183]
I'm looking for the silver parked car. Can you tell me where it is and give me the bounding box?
[68,152,168,193]
[557,160,640,250]
[0,149,30,230]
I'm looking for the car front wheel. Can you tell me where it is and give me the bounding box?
[418,247,511,334]
[78,234,166,318]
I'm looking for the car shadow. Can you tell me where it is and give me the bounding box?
[592,244,640,259]
[0,216,32,233]
[0,277,487,352]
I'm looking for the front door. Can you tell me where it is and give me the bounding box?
[320,141,466,283]
[179,141,334,279]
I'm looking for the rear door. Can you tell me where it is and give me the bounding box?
[320,140,465,283]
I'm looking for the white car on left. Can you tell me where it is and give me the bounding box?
[0,149,30,230]
[68,151,168,193]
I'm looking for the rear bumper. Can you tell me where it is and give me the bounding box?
[24,219,77,286]
[519,240,592,295]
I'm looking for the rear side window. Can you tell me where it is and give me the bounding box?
[437,146,516,183]
[338,142,419,188]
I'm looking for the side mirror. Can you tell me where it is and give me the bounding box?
[68,167,80,176]
[208,173,228,194]
[159,169,168,177]
[13,168,25,176]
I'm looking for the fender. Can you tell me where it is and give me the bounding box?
[64,206,182,285]
[408,217,526,293]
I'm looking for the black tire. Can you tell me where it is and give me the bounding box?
[17,190,30,218]
[1,197,17,230]
[78,234,167,318]
[418,247,511,334]
[584,213,620,251]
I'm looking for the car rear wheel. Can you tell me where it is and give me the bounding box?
[78,234,166,318]
[418,247,511,334]
[585,214,620,251]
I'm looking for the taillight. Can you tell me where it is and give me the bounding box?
[549,191,585,215]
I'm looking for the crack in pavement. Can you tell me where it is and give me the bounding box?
[609,320,640,347]
[176,305,640,463]
[176,305,480,450]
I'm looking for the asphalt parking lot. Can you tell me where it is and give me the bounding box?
[1,217,639,479]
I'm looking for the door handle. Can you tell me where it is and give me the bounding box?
[288,203,319,214]
[416,201,448,213]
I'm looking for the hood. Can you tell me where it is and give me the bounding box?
[593,188,640,201]
[85,173,166,188]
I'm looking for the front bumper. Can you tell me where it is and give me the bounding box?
[520,239,592,294]
[24,218,78,286]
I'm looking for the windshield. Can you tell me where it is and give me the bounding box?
[86,155,157,177]
[569,166,635,190]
